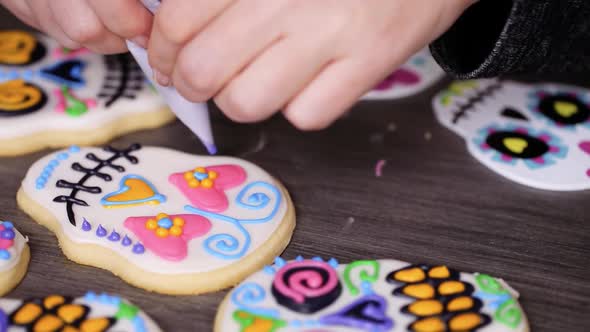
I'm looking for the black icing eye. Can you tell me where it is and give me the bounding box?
[538,94,590,125]
[486,131,549,159]
[501,107,529,121]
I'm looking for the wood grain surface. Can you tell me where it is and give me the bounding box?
[1,9,589,332]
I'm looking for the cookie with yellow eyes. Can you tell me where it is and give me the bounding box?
[0,292,162,332]
[0,221,30,297]
[17,144,295,295]
[215,256,530,332]
[0,30,174,156]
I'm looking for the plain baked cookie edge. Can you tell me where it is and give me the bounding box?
[0,244,31,296]
[16,183,295,295]
[0,108,175,157]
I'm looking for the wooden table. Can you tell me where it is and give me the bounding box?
[1,8,589,332]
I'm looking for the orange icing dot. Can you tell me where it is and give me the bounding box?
[170,226,183,236]
[448,312,482,331]
[188,179,200,188]
[33,314,64,332]
[146,219,158,230]
[195,167,206,173]
[428,266,451,279]
[13,303,43,325]
[447,296,474,312]
[173,217,185,226]
[201,178,213,188]
[79,318,112,332]
[438,281,466,296]
[403,283,435,299]
[407,300,444,317]
[43,295,66,310]
[208,171,218,179]
[156,213,168,220]
[156,228,169,238]
[57,304,86,324]
[411,317,445,332]
[394,267,426,283]
[184,172,193,180]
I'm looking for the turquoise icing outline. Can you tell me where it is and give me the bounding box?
[100,174,166,207]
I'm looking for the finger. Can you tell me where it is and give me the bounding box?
[171,0,286,100]
[1,0,40,29]
[87,0,152,47]
[148,0,236,83]
[48,0,127,53]
[26,0,80,49]
[213,35,332,123]
[283,57,396,131]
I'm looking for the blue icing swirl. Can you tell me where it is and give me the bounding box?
[231,283,278,318]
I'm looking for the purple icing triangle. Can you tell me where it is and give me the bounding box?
[319,294,393,332]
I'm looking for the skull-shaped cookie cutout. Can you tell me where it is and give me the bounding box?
[0,292,162,331]
[0,30,173,156]
[215,257,529,332]
[18,144,295,294]
[0,221,30,296]
[433,79,590,191]
[363,49,445,101]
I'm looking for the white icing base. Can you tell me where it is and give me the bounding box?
[217,258,529,332]
[21,146,289,275]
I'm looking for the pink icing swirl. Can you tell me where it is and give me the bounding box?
[273,260,339,304]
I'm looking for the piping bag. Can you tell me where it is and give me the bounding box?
[126,0,217,154]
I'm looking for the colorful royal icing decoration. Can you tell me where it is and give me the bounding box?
[215,257,529,332]
[169,165,247,212]
[433,79,590,191]
[18,145,294,294]
[0,221,30,296]
[0,292,162,331]
[363,49,444,101]
[0,30,173,156]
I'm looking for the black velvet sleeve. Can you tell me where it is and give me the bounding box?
[429,0,590,78]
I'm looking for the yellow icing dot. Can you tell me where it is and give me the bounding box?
[184,172,194,180]
[438,281,466,296]
[156,228,169,238]
[156,213,168,220]
[188,179,200,188]
[402,283,435,299]
[33,314,64,332]
[57,304,86,324]
[170,226,183,236]
[448,312,482,331]
[146,219,158,230]
[447,296,474,312]
[407,300,444,317]
[428,266,451,279]
[79,317,112,332]
[13,303,43,325]
[201,178,214,188]
[173,217,185,226]
[411,317,445,332]
[195,167,206,173]
[208,171,218,179]
[394,267,426,283]
[43,295,66,310]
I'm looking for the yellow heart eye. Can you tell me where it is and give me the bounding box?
[503,137,528,154]
[554,101,578,118]
[0,31,38,65]
[0,80,44,113]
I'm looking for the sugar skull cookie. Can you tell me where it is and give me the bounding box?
[433,79,590,191]
[215,257,529,332]
[363,49,445,101]
[0,30,174,156]
[17,144,295,294]
[0,221,30,296]
[0,292,161,331]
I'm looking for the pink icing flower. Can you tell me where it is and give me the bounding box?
[169,165,247,213]
[373,68,421,91]
[124,213,212,261]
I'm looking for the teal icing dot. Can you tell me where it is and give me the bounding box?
[69,145,80,153]
[57,152,69,160]
[0,249,10,260]
[157,217,173,229]
[49,160,59,167]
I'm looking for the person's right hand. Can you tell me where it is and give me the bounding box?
[0,0,152,54]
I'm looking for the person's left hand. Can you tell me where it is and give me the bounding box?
[147,0,473,130]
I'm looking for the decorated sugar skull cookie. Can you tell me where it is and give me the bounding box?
[363,49,445,101]
[0,292,161,331]
[17,144,295,294]
[0,221,29,296]
[0,30,174,156]
[215,257,529,332]
[433,79,590,191]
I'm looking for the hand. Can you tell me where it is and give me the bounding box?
[148,0,475,130]
[1,0,152,53]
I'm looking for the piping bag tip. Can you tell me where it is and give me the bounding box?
[204,142,217,155]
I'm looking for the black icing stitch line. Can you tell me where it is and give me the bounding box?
[451,81,503,124]
[98,54,144,107]
[53,144,142,226]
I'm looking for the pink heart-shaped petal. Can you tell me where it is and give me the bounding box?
[579,141,590,155]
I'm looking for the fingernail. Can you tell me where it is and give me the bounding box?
[130,35,149,49]
[154,69,170,87]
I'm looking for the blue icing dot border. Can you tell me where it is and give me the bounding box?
[35,146,80,190]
